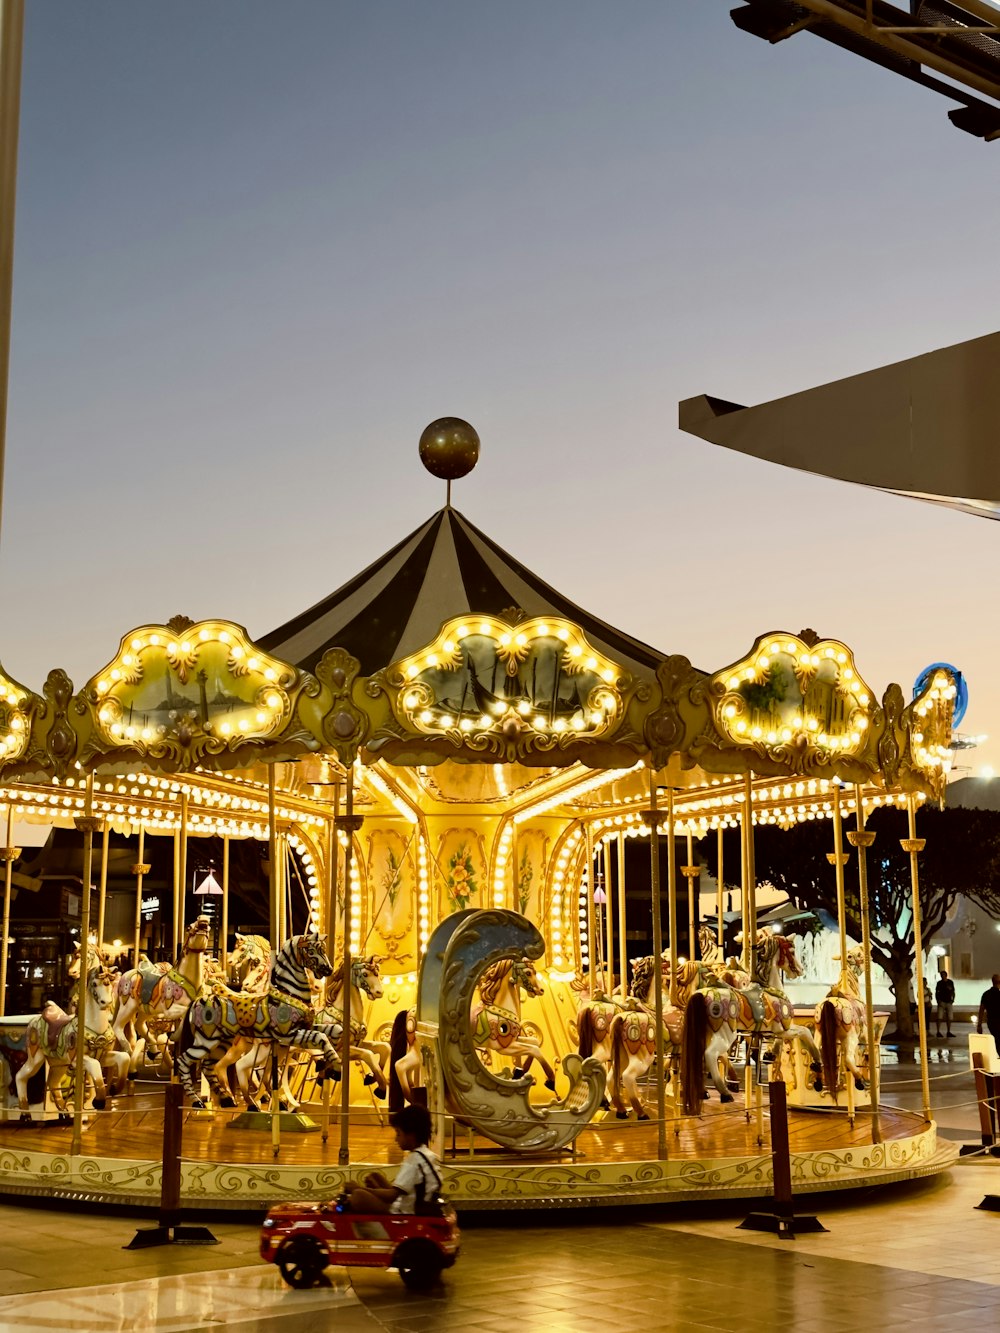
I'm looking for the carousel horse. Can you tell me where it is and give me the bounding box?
[606,954,703,1120]
[226,933,272,992]
[816,945,867,1102]
[175,932,340,1109]
[112,917,212,1075]
[66,940,117,1015]
[389,954,552,1108]
[681,931,823,1114]
[224,955,390,1111]
[695,925,751,990]
[0,967,126,1122]
[470,956,557,1091]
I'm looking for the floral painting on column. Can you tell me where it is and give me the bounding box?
[438,829,486,916]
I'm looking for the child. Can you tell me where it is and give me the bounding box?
[343,1104,442,1214]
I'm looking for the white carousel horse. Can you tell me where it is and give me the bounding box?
[390,955,552,1107]
[175,933,340,1109]
[226,956,390,1111]
[681,931,823,1114]
[816,945,867,1102]
[66,940,117,1016]
[606,955,704,1120]
[113,917,212,1075]
[0,967,127,1122]
[470,956,557,1091]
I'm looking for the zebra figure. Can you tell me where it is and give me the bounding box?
[175,932,340,1109]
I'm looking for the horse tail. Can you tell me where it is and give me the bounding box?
[681,992,708,1116]
[609,1014,624,1096]
[388,1008,409,1112]
[578,1006,595,1059]
[819,1000,839,1104]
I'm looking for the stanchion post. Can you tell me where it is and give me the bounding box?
[125,1082,218,1248]
[338,768,363,1166]
[739,1079,827,1239]
[641,775,667,1162]
[0,804,19,1017]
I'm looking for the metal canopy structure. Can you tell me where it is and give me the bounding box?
[731,0,1000,139]
[679,329,1000,519]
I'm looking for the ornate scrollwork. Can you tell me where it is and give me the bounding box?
[315,648,369,759]
[424,909,605,1152]
[643,654,707,767]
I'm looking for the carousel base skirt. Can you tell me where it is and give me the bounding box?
[0,1090,953,1211]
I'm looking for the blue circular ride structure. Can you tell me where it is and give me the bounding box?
[913,662,968,729]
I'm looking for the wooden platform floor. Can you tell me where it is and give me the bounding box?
[0,1085,929,1169]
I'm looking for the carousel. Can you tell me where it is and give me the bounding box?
[0,420,958,1210]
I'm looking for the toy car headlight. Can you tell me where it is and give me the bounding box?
[263,1218,276,1228]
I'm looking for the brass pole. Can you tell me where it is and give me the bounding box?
[743,774,757,949]
[131,825,149,969]
[0,803,17,1017]
[616,833,627,1000]
[903,796,932,1122]
[644,774,667,1160]
[97,824,110,950]
[585,823,595,993]
[740,798,750,972]
[178,792,188,948]
[828,786,853,1121]
[339,767,360,1165]
[220,835,230,974]
[171,829,180,961]
[829,786,849,970]
[0,0,24,543]
[71,776,98,1156]
[716,823,724,951]
[666,788,678,1007]
[267,766,278,953]
[684,828,698,961]
[603,839,613,994]
[848,785,881,1144]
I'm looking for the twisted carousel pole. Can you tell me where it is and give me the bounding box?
[682,826,699,963]
[642,774,667,1161]
[220,835,229,974]
[97,823,110,951]
[903,794,932,1123]
[71,775,99,1157]
[847,785,881,1144]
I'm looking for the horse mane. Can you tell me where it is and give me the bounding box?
[630,956,654,1003]
[327,958,346,993]
[478,959,513,1007]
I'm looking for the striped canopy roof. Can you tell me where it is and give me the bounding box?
[259,506,665,681]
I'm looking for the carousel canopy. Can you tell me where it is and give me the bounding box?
[259,506,665,681]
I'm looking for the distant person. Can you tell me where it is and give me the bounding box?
[977,974,1000,1057]
[935,971,956,1039]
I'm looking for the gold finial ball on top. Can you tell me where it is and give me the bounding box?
[418,417,480,481]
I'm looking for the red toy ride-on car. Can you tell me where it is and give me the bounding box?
[260,1197,461,1291]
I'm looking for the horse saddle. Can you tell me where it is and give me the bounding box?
[228,992,264,1031]
[137,959,171,1005]
[740,983,766,1026]
[41,1002,74,1050]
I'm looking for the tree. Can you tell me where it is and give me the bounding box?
[703,804,1000,1039]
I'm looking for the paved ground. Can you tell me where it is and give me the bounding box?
[0,1029,998,1332]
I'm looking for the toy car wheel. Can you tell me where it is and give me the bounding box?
[393,1237,444,1291]
[276,1236,327,1289]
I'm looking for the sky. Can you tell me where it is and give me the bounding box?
[4,2,1000,774]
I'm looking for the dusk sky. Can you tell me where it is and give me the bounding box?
[5,3,1000,773]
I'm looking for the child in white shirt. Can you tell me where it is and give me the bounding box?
[344,1104,442,1214]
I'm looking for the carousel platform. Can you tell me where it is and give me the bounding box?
[0,1086,955,1212]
